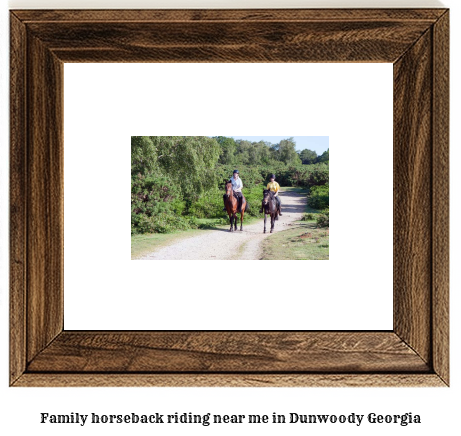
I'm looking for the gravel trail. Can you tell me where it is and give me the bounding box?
[140,191,306,260]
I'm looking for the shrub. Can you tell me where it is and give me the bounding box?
[284,162,329,188]
[308,184,329,210]
[131,173,190,234]
[304,163,329,187]
[316,210,329,228]
[242,186,265,217]
[301,213,315,221]
[187,189,223,218]
[132,212,192,234]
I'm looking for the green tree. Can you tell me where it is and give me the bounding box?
[317,149,329,163]
[235,140,252,165]
[214,136,237,165]
[278,138,301,165]
[254,141,273,165]
[131,136,158,176]
[269,142,280,161]
[153,136,221,201]
[299,148,318,165]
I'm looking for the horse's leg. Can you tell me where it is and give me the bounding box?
[264,211,267,233]
[234,213,237,231]
[229,214,233,232]
[240,204,244,231]
[270,214,274,233]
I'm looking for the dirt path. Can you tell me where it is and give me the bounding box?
[139,191,307,260]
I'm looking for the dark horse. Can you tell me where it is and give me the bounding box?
[262,189,280,233]
[224,180,247,232]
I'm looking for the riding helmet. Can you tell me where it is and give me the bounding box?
[270,174,276,179]
[233,169,239,174]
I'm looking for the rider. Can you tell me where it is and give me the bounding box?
[260,174,282,215]
[223,169,244,212]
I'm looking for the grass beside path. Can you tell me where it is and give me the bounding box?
[260,222,329,260]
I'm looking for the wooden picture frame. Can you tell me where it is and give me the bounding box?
[10,9,449,387]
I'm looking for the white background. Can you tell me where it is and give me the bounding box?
[63,63,392,330]
[1,1,459,436]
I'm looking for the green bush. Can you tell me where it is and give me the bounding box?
[316,210,329,228]
[187,189,223,218]
[308,184,329,210]
[132,212,192,235]
[301,213,315,221]
[242,186,264,217]
[303,163,329,187]
[131,174,191,234]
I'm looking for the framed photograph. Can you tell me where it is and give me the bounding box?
[10,9,449,387]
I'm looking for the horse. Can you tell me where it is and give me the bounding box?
[224,180,247,232]
[262,189,280,233]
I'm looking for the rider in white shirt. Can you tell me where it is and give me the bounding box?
[223,169,244,212]
[230,170,243,193]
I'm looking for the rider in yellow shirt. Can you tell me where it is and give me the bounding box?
[261,174,282,215]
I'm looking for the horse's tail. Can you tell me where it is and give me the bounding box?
[245,201,249,211]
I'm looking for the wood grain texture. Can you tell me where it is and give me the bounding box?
[10,13,27,386]
[13,373,446,388]
[27,332,429,373]
[12,9,447,22]
[26,34,64,362]
[27,21,432,63]
[432,11,449,385]
[393,29,433,364]
[9,8,449,387]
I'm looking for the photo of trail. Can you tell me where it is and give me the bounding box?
[131,136,329,260]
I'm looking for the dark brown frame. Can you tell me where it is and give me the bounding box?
[10,9,449,387]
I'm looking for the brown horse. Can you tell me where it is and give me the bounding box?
[262,189,279,233]
[224,180,247,232]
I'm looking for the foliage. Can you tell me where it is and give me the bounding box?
[187,188,224,219]
[155,136,220,201]
[278,138,302,166]
[214,136,237,166]
[301,213,315,221]
[268,162,329,188]
[317,149,329,163]
[131,174,182,217]
[302,163,329,187]
[131,136,158,176]
[131,136,220,201]
[308,184,329,210]
[299,148,318,165]
[316,210,329,228]
[132,213,193,235]
[318,149,329,163]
